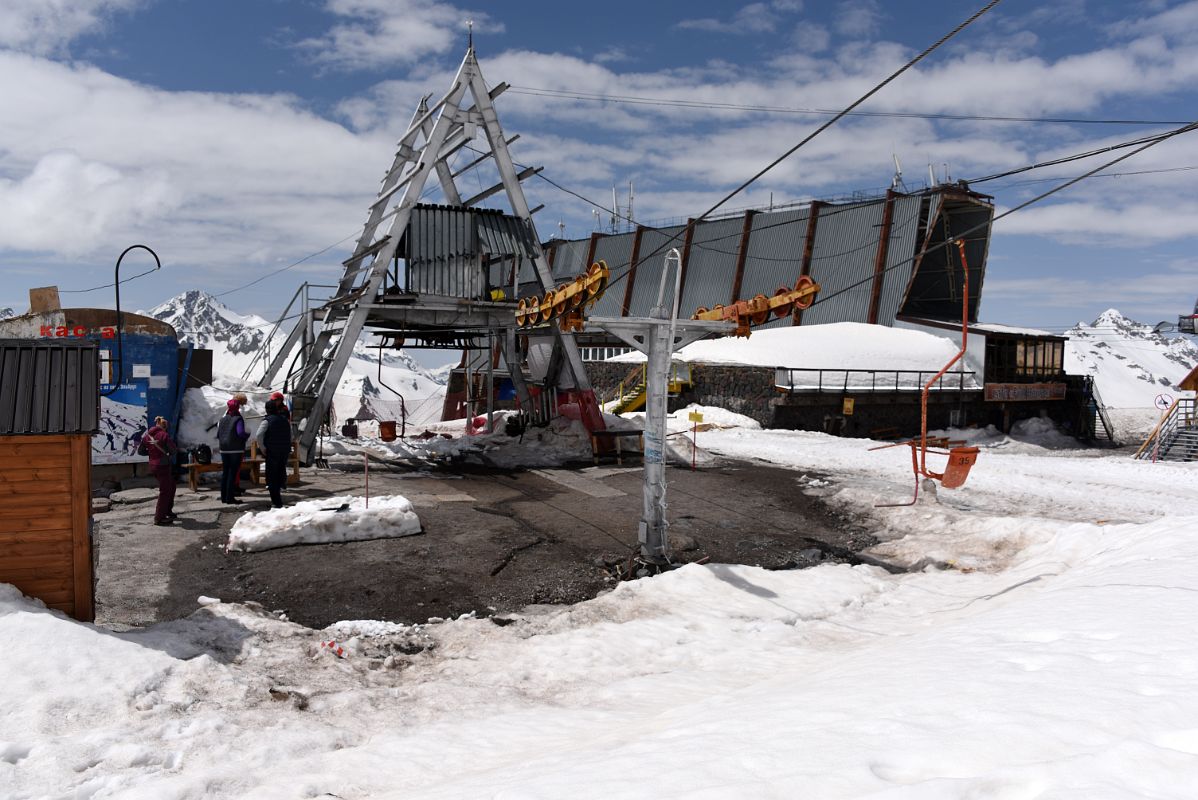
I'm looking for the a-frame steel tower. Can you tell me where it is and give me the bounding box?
[259,47,604,462]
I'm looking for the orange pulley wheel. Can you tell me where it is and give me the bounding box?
[749,294,770,325]
[540,291,555,323]
[793,275,816,310]
[772,286,793,318]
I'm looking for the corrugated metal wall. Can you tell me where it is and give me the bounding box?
[802,201,885,325]
[548,239,589,281]
[874,194,926,326]
[587,234,636,318]
[407,205,479,296]
[627,225,688,316]
[679,218,744,314]
[739,208,810,330]
[407,205,539,298]
[0,340,99,435]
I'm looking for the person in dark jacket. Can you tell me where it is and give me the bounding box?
[270,391,292,422]
[255,399,292,508]
[142,416,178,526]
[217,395,249,504]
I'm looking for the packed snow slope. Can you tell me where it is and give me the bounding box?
[147,290,448,446]
[3,420,1198,797]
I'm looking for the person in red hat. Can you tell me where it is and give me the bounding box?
[217,394,249,504]
[270,391,291,422]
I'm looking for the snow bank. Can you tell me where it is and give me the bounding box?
[227,495,421,552]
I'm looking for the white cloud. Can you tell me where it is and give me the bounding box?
[793,23,830,53]
[299,0,502,72]
[999,200,1198,244]
[0,151,177,256]
[0,51,387,275]
[834,0,882,38]
[676,1,802,35]
[0,0,142,54]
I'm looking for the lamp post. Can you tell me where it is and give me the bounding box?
[101,245,161,397]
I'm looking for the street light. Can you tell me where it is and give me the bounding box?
[101,245,161,397]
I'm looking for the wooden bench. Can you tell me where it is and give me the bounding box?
[249,441,302,486]
[590,429,644,465]
[186,456,263,492]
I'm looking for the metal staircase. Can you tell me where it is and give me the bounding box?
[1135,398,1197,462]
[258,47,602,462]
[1089,380,1118,445]
[609,362,692,415]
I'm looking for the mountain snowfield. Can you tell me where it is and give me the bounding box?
[145,290,449,448]
[1066,309,1198,437]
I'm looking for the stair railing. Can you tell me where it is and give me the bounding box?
[1135,398,1194,460]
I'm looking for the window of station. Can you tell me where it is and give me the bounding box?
[985,337,1064,382]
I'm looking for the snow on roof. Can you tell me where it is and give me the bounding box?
[610,321,973,373]
[969,321,1062,337]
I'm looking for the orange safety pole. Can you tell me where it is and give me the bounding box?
[919,239,970,480]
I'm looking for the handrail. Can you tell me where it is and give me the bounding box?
[1134,397,1192,460]
[776,366,975,393]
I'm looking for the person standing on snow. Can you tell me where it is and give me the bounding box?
[217,394,249,504]
[141,416,178,526]
[255,398,292,508]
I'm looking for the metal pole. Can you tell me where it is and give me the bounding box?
[638,249,684,564]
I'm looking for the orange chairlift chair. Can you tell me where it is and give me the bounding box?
[874,239,980,506]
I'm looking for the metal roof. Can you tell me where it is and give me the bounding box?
[0,339,99,435]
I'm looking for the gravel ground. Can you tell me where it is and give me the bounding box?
[93,457,877,630]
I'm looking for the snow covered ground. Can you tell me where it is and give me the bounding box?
[4,410,1198,797]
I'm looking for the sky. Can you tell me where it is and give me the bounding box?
[1,0,1197,334]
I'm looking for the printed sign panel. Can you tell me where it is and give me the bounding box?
[983,382,1067,402]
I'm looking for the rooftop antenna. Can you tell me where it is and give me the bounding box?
[891,153,904,191]
[928,163,938,187]
[592,208,602,231]
[611,186,619,233]
[627,180,634,229]
[466,19,473,50]
[557,219,566,239]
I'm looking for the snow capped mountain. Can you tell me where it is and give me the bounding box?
[1066,309,1197,407]
[147,290,450,444]
[145,289,280,380]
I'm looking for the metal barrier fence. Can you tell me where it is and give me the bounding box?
[774,367,978,393]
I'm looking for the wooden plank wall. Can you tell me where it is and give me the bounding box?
[0,434,93,620]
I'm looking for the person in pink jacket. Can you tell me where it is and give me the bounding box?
[141,416,178,526]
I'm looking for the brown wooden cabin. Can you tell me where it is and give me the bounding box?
[0,339,99,621]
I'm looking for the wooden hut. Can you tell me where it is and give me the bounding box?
[0,339,99,621]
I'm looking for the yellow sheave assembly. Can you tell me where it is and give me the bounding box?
[515,260,610,329]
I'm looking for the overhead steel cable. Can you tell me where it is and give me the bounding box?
[965,127,1187,184]
[518,0,1001,302]
[508,85,1187,127]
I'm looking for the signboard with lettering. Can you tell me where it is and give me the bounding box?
[984,382,1068,402]
[842,397,855,415]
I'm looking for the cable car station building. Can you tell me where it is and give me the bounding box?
[551,185,1106,442]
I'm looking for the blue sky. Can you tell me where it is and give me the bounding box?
[1,0,1197,335]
